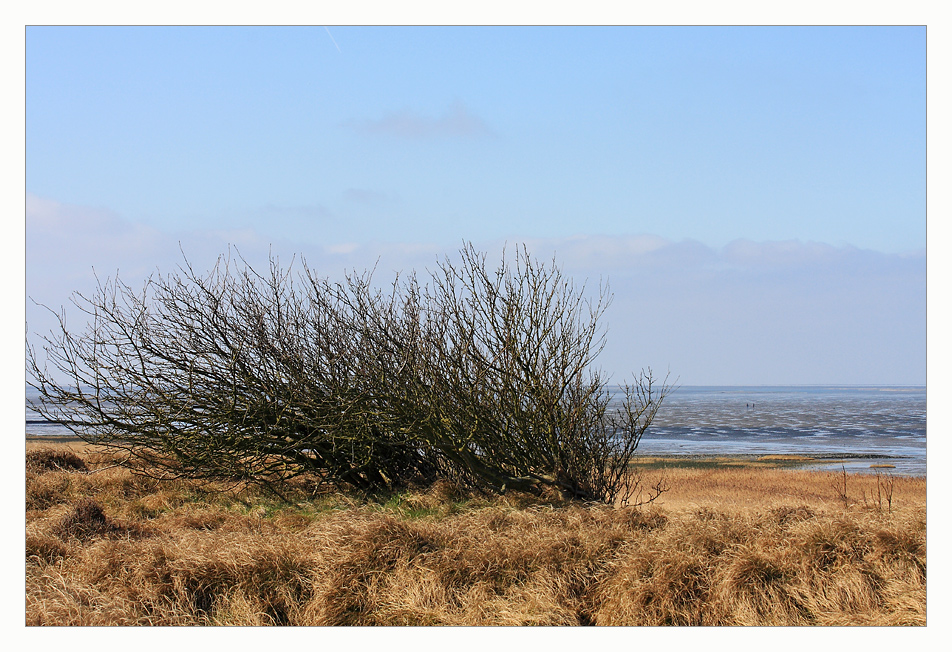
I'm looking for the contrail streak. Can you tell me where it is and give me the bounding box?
[324,26,341,53]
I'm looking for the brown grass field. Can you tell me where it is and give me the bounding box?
[25,439,926,626]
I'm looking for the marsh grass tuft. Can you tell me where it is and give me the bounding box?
[27,448,88,474]
[53,498,120,540]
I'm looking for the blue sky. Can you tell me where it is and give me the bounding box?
[24,25,927,385]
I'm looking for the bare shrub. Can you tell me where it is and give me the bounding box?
[28,243,671,503]
[830,465,851,509]
[876,471,896,514]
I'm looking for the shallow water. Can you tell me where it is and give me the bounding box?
[636,386,926,476]
[26,385,927,476]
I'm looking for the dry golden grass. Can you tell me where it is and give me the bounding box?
[632,465,926,513]
[25,440,926,626]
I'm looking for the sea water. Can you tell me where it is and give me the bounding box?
[636,385,926,476]
[25,389,75,437]
[26,385,927,476]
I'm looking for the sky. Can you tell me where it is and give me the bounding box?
[23,24,927,385]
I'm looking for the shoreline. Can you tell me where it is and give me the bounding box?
[628,453,920,475]
[26,433,924,476]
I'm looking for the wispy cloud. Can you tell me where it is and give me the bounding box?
[26,195,270,302]
[513,234,925,277]
[342,188,396,204]
[24,201,925,385]
[514,234,718,272]
[24,195,442,325]
[26,194,171,283]
[349,101,494,139]
[479,234,925,384]
[254,203,332,220]
[722,239,851,269]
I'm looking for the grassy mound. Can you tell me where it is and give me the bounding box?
[27,448,88,473]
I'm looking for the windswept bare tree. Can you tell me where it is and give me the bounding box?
[27,243,671,503]
[375,244,670,501]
